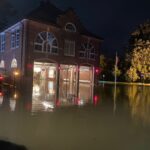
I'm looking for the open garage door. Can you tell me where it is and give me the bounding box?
[79,66,93,84]
[32,62,57,111]
[59,65,78,102]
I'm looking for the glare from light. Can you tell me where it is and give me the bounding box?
[10,99,16,111]
[13,71,19,76]
[34,66,41,73]
[14,93,18,99]
[77,99,84,106]
[0,96,3,105]
[33,85,40,96]
[42,101,54,109]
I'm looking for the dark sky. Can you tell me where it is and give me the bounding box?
[3,0,150,56]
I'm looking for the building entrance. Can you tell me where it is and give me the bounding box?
[59,65,78,102]
[32,62,57,106]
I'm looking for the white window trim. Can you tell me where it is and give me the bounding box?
[65,23,76,32]
[11,28,20,49]
[64,40,75,56]
[0,33,6,52]
[34,32,59,55]
[11,58,17,68]
[0,60,5,68]
[79,43,96,60]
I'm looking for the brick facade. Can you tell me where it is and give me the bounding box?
[0,2,102,93]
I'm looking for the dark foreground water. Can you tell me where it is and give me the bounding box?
[0,84,150,150]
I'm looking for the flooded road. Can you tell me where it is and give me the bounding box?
[0,84,150,150]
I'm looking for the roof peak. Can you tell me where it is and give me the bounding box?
[40,0,53,6]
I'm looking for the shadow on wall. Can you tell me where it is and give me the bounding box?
[0,140,27,150]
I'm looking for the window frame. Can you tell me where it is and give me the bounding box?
[11,28,20,49]
[11,58,17,68]
[34,32,59,55]
[65,23,76,32]
[0,33,6,52]
[64,40,75,57]
[79,42,97,60]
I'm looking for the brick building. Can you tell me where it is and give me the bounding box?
[0,1,102,100]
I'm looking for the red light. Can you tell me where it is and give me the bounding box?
[95,67,102,75]
[93,95,99,105]
[0,76,4,80]
[74,97,80,105]
[27,64,33,69]
[77,66,80,72]
[57,65,61,70]
[95,69,99,73]
[56,99,61,107]
[25,102,32,111]
[0,92,3,96]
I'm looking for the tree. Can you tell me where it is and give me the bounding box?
[126,39,150,82]
[100,55,106,69]
[126,67,139,82]
[126,21,150,82]
[112,66,121,78]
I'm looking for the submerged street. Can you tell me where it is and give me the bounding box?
[0,83,150,150]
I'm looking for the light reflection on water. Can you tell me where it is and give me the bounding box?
[32,80,95,112]
[0,84,150,150]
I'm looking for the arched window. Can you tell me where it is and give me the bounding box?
[65,23,76,32]
[0,60,5,68]
[11,58,17,68]
[79,42,96,60]
[34,32,58,54]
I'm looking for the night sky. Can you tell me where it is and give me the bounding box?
[1,0,150,57]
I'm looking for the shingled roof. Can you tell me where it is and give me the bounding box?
[1,0,103,40]
[26,1,103,40]
[26,1,63,25]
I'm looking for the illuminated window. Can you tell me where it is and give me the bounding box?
[0,60,5,68]
[48,70,55,78]
[48,81,55,94]
[11,28,20,49]
[79,42,96,60]
[34,66,41,73]
[11,58,17,68]
[64,40,75,56]
[65,23,76,32]
[0,33,6,52]
[34,32,58,54]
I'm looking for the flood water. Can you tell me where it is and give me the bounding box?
[0,83,150,150]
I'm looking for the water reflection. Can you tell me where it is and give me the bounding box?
[98,84,150,125]
[0,92,3,106]
[0,84,150,150]
[32,79,95,112]
[1,83,150,125]
[126,85,150,125]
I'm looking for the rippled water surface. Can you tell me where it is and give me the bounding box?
[0,84,150,150]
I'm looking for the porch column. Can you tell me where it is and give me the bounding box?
[92,66,95,87]
[56,64,60,100]
[76,65,80,98]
